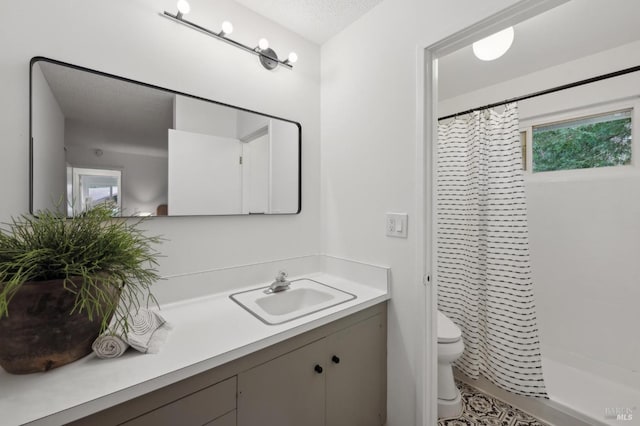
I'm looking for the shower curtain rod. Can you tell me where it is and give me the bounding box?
[438,64,640,121]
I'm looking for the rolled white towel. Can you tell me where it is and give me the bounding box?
[92,334,129,359]
[124,309,169,354]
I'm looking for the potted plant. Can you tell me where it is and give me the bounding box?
[0,205,162,374]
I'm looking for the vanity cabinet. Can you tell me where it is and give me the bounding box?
[69,304,386,426]
[325,314,386,426]
[237,339,326,426]
[237,314,386,426]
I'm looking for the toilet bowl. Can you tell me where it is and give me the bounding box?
[437,310,465,418]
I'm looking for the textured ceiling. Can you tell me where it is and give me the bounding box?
[38,61,174,153]
[439,0,640,101]
[233,0,383,44]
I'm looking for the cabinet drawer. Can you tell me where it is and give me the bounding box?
[124,376,236,426]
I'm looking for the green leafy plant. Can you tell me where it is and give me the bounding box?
[533,116,632,172]
[0,205,162,333]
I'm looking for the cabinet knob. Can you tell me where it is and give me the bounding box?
[314,364,323,374]
[331,355,340,364]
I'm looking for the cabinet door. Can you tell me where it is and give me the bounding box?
[325,314,386,426]
[237,339,326,426]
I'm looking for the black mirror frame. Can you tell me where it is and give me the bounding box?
[29,56,302,217]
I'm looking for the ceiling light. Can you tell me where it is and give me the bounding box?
[472,27,514,61]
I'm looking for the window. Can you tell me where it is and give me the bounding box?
[68,167,122,216]
[531,109,632,173]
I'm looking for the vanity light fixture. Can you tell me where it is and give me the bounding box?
[257,38,269,51]
[175,0,190,20]
[220,21,233,37]
[162,1,297,70]
[284,52,298,66]
[472,27,514,61]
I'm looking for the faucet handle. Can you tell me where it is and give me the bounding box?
[276,270,288,282]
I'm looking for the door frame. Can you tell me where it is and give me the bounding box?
[70,166,122,215]
[416,1,569,424]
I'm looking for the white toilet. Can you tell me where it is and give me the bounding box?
[437,310,465,418]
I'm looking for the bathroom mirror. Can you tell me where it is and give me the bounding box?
[30,57,301,217]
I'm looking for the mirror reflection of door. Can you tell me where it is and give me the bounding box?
[242,133,271,214]
[68,167,121,216]
[167,130,243,216]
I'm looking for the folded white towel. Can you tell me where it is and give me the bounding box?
[92,308,169,359]
[92,334,129,359]
[125,309,169,354]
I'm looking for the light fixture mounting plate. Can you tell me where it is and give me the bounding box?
[259,48,279,70]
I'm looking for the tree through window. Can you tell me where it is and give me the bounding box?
[532,109,632,172]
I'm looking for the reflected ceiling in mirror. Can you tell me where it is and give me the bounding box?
[30,57,301,217]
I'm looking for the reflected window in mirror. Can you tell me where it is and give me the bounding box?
[67,167,122,217]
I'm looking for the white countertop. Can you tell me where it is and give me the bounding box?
[0,256,389,426]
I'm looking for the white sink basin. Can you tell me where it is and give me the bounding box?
[230,279,356,325]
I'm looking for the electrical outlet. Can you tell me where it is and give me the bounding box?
[386,213,408,238]
[387,216,396,233]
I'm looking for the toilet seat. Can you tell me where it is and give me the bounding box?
[437,310,461,343]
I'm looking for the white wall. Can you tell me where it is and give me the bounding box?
[237,110,269,140]
[320,1,520,424]
[1,0,320,276]
[31,62,66,212]
[270,119,299,213]
[439,41,640,388]
[174,95,239,137]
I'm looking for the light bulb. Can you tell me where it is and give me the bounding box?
[287,52,298,64]
[176,0,191,15]
[221,21,234,35]
[472,27,514,61]
[258,38,269,50]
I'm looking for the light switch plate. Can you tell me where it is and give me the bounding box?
[386,213,408,238]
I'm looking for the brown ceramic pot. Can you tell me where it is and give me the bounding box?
[0,276,119,374]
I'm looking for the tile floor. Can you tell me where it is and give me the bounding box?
[438,381,548,426]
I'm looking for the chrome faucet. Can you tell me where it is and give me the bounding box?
[265,270,290,294]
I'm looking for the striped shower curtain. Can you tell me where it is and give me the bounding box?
[436,103,547,398]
